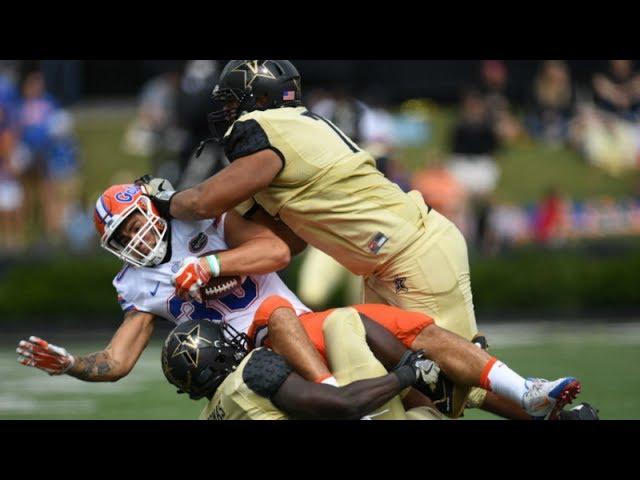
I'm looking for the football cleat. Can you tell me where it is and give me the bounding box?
[522,377,582,420]
[558,402,600,420]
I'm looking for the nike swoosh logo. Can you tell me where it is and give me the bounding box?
[150,282,160,296]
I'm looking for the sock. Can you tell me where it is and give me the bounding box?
[316,374,339,387]
[481,357,527,405]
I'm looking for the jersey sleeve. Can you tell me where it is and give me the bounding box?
[223,118,285,166]
[234,197,259,218]
[112,266,152,314]
[241,348,293,399]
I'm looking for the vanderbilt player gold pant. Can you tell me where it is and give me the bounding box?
[323,307,445,420]
[323,307,407,420]
[298,246,362,309]
[362,196,488,415]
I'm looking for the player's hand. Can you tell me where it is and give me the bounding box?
[16,336,75,375]
[134,174,176,219]
[396,350,440,386]
[171,256,211,303]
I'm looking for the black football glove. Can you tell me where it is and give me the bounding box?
[134,174,176,219]
[393,349,441,390]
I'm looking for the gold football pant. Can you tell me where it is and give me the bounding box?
[322,307,409,420]
[363,198,488,416]
[298,246,362,308]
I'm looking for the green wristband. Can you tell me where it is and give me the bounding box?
[206,255,221,277]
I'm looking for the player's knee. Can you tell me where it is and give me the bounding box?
[268,304,299,331]
[256,295,295,327]
[322,307,362,338]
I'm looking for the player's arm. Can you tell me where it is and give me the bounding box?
[272,359,419,420]
[169,149,282,221]
[245,205,307,256]
[17,310,156,382]
[69,310,156,382]
[217,208,291,275]
[172,209,293,302]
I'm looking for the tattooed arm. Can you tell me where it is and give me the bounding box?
[68,311,156,382]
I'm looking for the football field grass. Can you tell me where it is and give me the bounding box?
[1,320,639,420]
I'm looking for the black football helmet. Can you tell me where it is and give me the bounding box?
[207,60,302,142]
[161,319,251,400]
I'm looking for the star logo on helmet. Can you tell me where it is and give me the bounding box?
[231,60,276,89]
[171,324,212,368]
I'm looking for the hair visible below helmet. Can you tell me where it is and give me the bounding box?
[93,184,169,267]
[162,319,251,400]
[207,60,302,141]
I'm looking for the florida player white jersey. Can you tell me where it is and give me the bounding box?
[113,214,310,334]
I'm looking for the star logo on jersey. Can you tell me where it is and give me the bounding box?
[394,277,409,294]
[231,60,276,89]
[171,324,212,368]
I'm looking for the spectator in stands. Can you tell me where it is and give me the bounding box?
[526,60,575,146]
[449,88,500,195]
[0,102,24,252]
[411,158,468,233]
[41,110,80,244]
[123,65,182,180]
[478,60,522,143]
[534,187,570,246]
[448,87,501,250]
[15,69,58,239]
[593,60,640,121]
[309,87,367,143]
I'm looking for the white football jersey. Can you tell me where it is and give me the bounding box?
[113,214,310,335]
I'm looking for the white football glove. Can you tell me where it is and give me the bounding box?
[414,356,440,386]
[397,350,440,387]
[17,336,75,375]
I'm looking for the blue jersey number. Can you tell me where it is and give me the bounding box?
[168,277,258,321]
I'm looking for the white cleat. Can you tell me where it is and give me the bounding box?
[522,377,582,420]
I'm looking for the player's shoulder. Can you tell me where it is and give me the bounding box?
[113,262,140,287]
[238,106,305,124]
[241,348,293,399]
[223,107,306,161]
[112,262,150,310]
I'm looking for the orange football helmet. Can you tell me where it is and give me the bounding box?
[94,184,168,267]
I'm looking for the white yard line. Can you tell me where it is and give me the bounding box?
[478,321,640,347]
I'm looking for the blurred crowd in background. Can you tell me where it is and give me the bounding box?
[0,61,80,254]
[1,59,640,265]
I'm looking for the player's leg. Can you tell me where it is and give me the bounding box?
[322,307,408,420]
[250,295,333,383]
[297,246,345,309]
[364,206,487,416]
[355,304,581,419]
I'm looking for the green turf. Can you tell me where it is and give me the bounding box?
[2,325,639,420]
[463,342,640,420]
